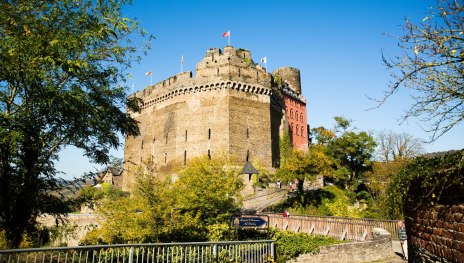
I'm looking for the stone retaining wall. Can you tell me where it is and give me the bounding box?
[288,228,395,263]
[38,214,101,247]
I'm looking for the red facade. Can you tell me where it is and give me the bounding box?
[284,95,308,151]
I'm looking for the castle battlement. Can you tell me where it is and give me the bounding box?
[132,46,275,108]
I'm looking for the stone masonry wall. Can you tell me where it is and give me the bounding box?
[123,46,307,190]
[289,228,395,263]
[407,204,464,262]
[38,214,102,247]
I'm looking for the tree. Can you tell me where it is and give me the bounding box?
[327,119,377,190]
[278,144,334,193]
[310,126,336,146]
[378,0,464,141]
[82,156,243,244]
[376,130,425,162]
[0,0,152,248]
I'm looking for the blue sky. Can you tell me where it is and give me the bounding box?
[56,0,464,179]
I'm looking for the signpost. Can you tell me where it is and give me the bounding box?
[231,214,270,237]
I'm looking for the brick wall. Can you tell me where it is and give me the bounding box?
[406,204,464,262]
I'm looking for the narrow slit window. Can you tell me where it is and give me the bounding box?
[247,128,249,139]
[185,130,188,142]
[208,128,211,140]
[141,140,144,149]
[246,150,250,162]
[164,153,167,164]
[165,134,168,145]
[184,151,187,165]
[208,150,211,160]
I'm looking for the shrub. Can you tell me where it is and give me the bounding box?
[271,230,344,263]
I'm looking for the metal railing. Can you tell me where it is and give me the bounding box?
[0,240,274,263]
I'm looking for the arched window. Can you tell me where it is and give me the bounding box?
[290,109,293,119]
[291,123,294,135]
[295,111,298,121]
[296,125,299,136]
[301,126,305,138]
[300,113,303,122]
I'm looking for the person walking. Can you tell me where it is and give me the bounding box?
[398,221,408,260]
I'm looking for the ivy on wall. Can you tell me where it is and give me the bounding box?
[387,150,464,218]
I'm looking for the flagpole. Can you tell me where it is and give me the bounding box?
[181,54,184,73]
[228,30,231,46]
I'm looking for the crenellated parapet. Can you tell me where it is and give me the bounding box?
[138,80,272,110]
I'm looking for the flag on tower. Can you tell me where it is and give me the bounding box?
[146,71,153,85]
[222,30,231,46]
[261,56,267,64]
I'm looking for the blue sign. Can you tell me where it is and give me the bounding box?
[232,216,267,227]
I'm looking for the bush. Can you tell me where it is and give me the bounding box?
[271,230,344,263]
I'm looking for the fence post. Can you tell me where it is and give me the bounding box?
[270,242,275,260]
[213,244,218,260]
[129,247,134,263]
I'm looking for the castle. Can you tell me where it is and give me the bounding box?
[122,46,309,190]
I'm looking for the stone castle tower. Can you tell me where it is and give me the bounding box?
[123,46,308,190]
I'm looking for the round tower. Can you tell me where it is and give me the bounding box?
[273,67,301,94]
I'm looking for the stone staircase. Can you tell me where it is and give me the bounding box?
[242,187,288,213]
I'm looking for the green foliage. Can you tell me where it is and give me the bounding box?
[279,133,292,165]
[78,182,129,210]
[328,130,376,189]
[278,145,334,194]
[266,185,362,218]
[311,126,336,145]
[272,230,344,263]
[387,150,464,219]
[0,0,152,248]
[82,156,243,244]
[207,223,231,242]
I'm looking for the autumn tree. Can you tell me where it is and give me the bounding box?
[278,144,334,194]
[310,126,336,145]
[0,0,152,248]
[376,130,425,162]
[378,0,464,141]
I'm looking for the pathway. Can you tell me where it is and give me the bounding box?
[242,188,288,213]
